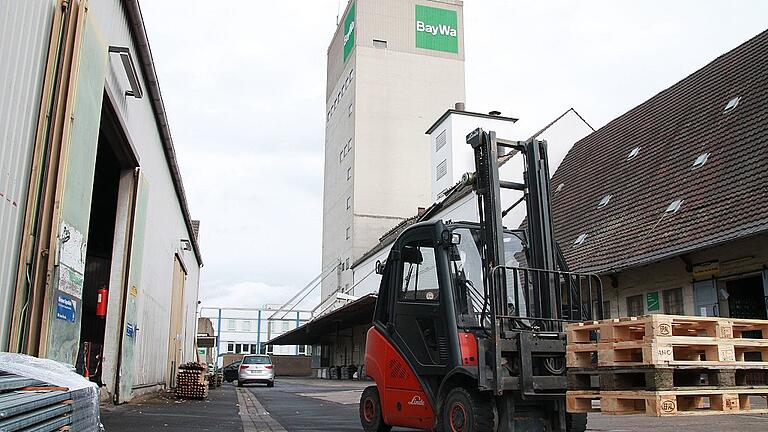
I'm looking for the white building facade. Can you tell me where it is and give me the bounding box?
[200,306,313,366]
[321,0,467,307]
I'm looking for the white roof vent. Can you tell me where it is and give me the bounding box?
[597,194,612,208]
[692,152,710,169]
[555,183,565,193]
[665,199,683,214]
[627,146,641,160]
[574,233,588,246]
[724,96,741,113]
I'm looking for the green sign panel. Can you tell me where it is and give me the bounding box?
[415,5,459,53]
[343,2,356,61]
[647,291,660,312]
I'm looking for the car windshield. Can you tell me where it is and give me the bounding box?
[242,356,271,365]
[449,227,526,328]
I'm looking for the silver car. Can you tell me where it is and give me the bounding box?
[237,354,274,387]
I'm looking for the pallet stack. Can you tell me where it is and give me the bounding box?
[565,314,768,416]
[175,363,208,400]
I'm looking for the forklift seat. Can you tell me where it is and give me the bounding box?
[401,245,423,264]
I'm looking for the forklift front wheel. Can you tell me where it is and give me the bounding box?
[359,386,391,432]
[440,387,494,432]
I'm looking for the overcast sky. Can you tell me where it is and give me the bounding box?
[139,1,768,311]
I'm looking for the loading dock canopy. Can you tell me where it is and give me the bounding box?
[267,295,377,346]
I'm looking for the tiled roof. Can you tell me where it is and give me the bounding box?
[551,29,768,273]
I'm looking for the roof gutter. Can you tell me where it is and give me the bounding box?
[121,0,203,266]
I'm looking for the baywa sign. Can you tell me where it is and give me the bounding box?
[415,5,458,53]
[343,2,356,61]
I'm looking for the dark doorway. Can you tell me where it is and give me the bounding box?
[727,276,767,320]
[76,129,122,384]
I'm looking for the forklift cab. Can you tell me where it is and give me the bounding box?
[363,220,529,431]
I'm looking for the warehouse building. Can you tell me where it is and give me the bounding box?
[272,29,768,376]
[551,29,768,322]
[0,0,202,403]
[321,0,466,303]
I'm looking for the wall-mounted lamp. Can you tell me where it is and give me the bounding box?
[180,239,192,251]
[108,46,143,98]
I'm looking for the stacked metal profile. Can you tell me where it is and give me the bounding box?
[0,371,96,431]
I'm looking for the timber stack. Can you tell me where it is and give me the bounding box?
[565,314,768,416]
[175,362,208,400]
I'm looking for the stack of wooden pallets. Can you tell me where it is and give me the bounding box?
[175,363,208,400]
[565,314,768,416]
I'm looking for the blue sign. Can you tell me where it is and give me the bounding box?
[126,322,135,338]
[56,295,76,323]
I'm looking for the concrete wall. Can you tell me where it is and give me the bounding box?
[272,355,312,377]
[321,0,466,303]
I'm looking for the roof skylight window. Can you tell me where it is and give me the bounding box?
[555,183,564,193]
[665,200,683,214]
[692,152,710,169]
[597,194,612,208]
[627,146,641,160]
[574,233,588,246]
[724,96,741,113]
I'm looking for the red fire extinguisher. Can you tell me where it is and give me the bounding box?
[96,286,108,318]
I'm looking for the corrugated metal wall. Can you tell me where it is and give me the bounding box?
[0,0,56,350]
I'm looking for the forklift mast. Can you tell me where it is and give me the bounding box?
[360,127,604,432]
[465,128,604,405]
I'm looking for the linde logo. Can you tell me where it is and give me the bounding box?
[416,20,457,37]
[408,395,425,406]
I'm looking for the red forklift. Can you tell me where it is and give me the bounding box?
[359,128,604,431]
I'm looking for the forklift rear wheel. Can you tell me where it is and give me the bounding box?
[440,387,494,432]
[566,413,587,432]
[359,386,391,432]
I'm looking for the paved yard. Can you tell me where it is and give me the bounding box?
[100,378,768,431]
[248,377,768,432]
[101,385,242,431]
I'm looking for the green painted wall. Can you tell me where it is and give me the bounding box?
[46,15,107,365]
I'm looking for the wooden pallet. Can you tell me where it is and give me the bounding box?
[567,388,768,416]
[566,337,768,368]
[567,315,768,345]
[568,365,768,391]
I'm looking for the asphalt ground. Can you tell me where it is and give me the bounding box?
[249,377,768,432]
[101,385,242,431]
[100,378,768,431]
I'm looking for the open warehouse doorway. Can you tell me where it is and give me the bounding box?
[75,93,139,385]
